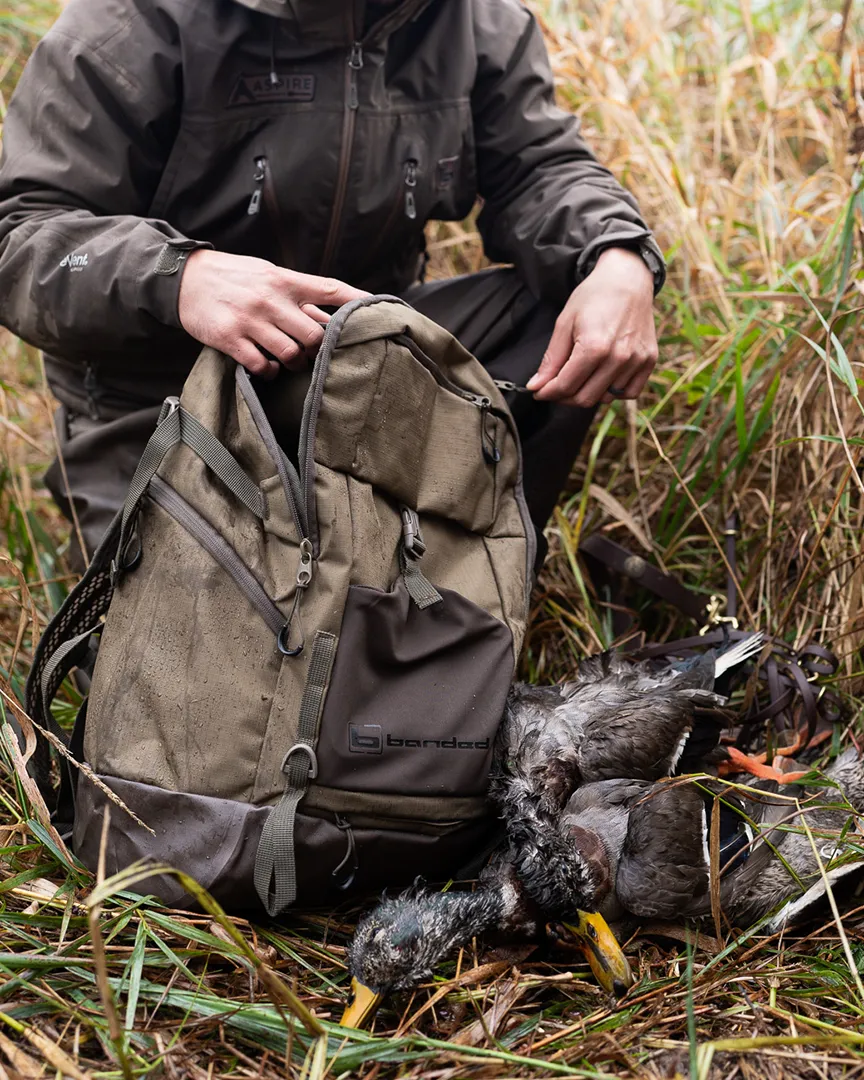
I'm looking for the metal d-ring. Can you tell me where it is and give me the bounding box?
[281,742,318,780]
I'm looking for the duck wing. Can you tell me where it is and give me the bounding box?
[561,681,716,781]
[615,783,712,920]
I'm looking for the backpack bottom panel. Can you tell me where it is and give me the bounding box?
[73,772,500,912]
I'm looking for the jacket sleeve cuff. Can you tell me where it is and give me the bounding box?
[576,233,667,296]
[143,236,214,330]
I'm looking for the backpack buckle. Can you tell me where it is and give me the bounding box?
[281,742,318,781]
[400,506,426,558]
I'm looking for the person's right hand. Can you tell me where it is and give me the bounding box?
[178,249,369,378]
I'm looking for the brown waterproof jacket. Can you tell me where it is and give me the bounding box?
[0,0,664,416]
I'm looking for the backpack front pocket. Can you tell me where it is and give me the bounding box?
[312,578,513,799]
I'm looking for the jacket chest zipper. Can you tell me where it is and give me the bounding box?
[319,40,363,275]
[360,155,421,271]
[248,156,290,266]
[247,157,266,216]
[403,158,418,220]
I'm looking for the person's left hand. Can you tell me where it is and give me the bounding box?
[526,247,658,407]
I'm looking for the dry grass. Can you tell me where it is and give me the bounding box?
[2,0,864,1076]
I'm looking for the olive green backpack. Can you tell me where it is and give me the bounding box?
[26,297,534,915]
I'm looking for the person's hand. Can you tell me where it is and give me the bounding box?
[178,250,369,378]
[526,247,658,407]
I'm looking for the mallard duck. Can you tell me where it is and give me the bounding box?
[552,748,864,988]
[342,750,864,1024]
[341,852,542,1028]
[491,635,766,934]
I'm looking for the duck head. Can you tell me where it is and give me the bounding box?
[554,825,634,997]
[342,865,538,1028]
[341,886,512,1027]
[341,897,430,1027]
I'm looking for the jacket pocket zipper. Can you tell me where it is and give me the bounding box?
[403,157,418,220]
[361,155,421,271]
[248,156,291,265]
[148,476,311,653]
[247,157,266,215]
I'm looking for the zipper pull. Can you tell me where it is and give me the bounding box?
[84,363,102,420]
[348,41,363,110]
[247,157,266,215]
[404,158,418,220]
[332,814,358,890]
[493,379,533,394]
[475,397,501,465]
[277,538,314,656]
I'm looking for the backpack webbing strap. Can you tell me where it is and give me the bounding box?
[254,630,337,915]
[115,398,266,573]
[399,548,443,609]
[398,507,443,609]
[40,626,100,730]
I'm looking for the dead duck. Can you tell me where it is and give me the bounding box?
[491,635,767,928]
[553,748,864,988]
[341,852,542,1028]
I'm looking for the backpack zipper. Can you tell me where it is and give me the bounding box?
[332,813,358,890]
[298,307,508,554]
[148,476,313,655]
[319,39,363,274]
[148,476,286,637]
[394,332,504,462]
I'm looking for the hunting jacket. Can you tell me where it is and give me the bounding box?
[0,0,665,417]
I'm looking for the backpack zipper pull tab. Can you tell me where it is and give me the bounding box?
[277,538,314,656]
[476,397,501,464]
[347,41,363,110]
[332,814,358,890]
[404,158,418,220]
[247,157,266,215]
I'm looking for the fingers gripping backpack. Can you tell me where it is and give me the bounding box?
[26,297,534,915]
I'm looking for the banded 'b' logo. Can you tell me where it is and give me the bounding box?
[348,723,382,755]
[228,73,316,107]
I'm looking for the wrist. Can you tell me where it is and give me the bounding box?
[595,246,655,290]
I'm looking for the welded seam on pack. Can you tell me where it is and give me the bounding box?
[254,630,337,914]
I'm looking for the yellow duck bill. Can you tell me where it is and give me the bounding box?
[340,977,383,1028]
[560,910,634,997]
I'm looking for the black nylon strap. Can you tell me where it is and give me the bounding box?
[579,533,708,623]
[579,527,842,749]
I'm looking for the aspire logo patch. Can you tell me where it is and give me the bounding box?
[228,73,316,107]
